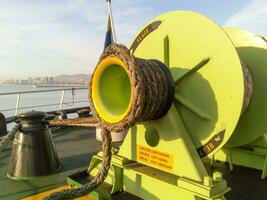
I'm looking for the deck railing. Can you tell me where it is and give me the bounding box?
[0,87,88,115]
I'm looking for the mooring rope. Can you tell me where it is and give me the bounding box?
[0,124,20,153]
[48,117,100,127]
[89,44,174,133]
[44,128,111,200]
[240,59,253,113]
[44,44,174,200]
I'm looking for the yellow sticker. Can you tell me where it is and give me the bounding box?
[137,145,174,172]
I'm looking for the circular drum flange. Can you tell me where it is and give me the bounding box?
[224,28,267,147]
[130,11,245,156]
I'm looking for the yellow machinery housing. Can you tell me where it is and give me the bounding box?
[69,11,267,200]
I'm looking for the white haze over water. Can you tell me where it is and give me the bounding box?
[0,84,89,118]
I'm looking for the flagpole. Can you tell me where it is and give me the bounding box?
[107,0,117,43]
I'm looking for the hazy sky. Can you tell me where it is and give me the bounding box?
[0,0,266,80]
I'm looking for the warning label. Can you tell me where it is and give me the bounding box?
[137,145,174,172]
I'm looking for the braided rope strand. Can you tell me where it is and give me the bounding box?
[44,43,174,199]
[49,117,100,127]
[89,44,173,133]
[44,128,111,200]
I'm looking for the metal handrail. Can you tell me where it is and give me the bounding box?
[0,87,89,115]
[5,106,90,124]
[0,100,88,112]
[0,87,87,96]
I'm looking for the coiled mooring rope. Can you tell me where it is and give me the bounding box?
[90,44,174,132]
[240,59,253,113]
[45,44,174,200]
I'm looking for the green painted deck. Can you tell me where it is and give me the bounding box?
[0,127,100,200]
[1,127,267,200]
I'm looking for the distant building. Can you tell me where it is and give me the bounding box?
[4,74,89,86]
[48,77,54,84]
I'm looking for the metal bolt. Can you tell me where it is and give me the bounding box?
[203,176,213,187]
[213,171,223,181]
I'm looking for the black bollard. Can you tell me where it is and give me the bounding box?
[7,111,61,180]
[77,108,92,118]
[0,112,7,138]
[55,110,67,119]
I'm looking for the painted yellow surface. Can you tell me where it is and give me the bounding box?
[119,105,208,182]
[89,11,233,199]
[91,56,133,123]
[22,185,94,200]
[118,10,246,183]
[137,144,174,172]
[224,28,267,147]
[131,10,244,156]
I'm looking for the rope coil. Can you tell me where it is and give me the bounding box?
[240,59,253,113]
[46,44,174,200]
[89,44,174,132]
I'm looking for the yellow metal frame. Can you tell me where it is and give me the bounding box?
[89,105,229,199]
[214,28,267,178]
[224,28,267,147]
[131,11,244,155]
[87,10,250,200]
[91,57,133,123]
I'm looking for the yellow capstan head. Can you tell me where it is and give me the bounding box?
[89,44,174,132]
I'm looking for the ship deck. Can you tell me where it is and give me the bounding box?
[0,127,267,200]
[0,127,100,200]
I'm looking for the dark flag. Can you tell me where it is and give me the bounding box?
[104,15,113,49]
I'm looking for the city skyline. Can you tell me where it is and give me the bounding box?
[0,0,266,80]
[1,74,90,85]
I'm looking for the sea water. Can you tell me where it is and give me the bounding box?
[0,84,89,118]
